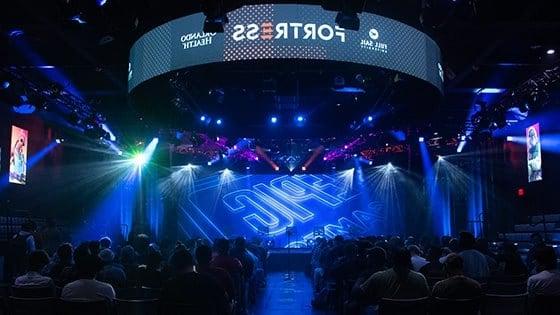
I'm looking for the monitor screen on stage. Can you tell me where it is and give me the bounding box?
[526,123,543,183]
[129,4,443,93]
[9,125,28,185]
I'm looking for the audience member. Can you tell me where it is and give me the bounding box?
[96,248,126,288]
[360,248,429,302]
[211,238,243,275]
[162,249,230,314]
[9,221,37,276]
[196,244,235,301]
[137,247,164,288]
[432,253,482,299]
[526,233,547,274]
[497,241,528,276]
[455,232,489,279]
[419,246,445,278]
[61,243,115,301]
[43,242,74,283]
[41,218,62,256]
[475,238,498,273]
[408,245,429,271]
[527,246,560,296]
[99,237,112,250]
[14,250,56,296]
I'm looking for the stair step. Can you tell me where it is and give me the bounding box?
[514,223,558,232]
[530,214,560,224]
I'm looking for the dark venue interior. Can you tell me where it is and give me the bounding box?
[1,1,560,314]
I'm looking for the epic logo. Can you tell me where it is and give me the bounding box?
[232,21,346,42]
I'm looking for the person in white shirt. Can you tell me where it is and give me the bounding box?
[61,243,115,301]
[527,246,560,296]
[408,245,429,271]
[14,250,56,296]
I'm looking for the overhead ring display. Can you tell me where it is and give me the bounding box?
[128,4,443,93]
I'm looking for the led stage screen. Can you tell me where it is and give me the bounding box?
[176,171,412,247]
[526,123,543,183]
[9,126,28,185]
[129,4,443,92]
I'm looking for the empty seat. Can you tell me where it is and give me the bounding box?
[11,285,55,298]
[378,297,429,315]
[58,299,112,315]
[114,298,159,315]
[160,302,214,315]
[484,293,528,315]
[432,297,482,315]
[7,296,57,315]
[530,295,560,315]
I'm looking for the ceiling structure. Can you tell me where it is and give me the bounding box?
[1,0,559,147]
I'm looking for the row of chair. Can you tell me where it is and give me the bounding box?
[4,296,213,315]
[372,294,559,315]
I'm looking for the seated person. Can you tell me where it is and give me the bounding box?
[61,243,115,301]
[419,246,445,278]
[527,246,560,296]
[408,245,429,272]
[432,253,482,299]
[161,249,230,314]
[99,237,112,250]
[196,244,235,301]
[14,250,56,296]
[96,248,126,288]
[137,247,164,288]
[360,248,430,302]
[210,238,243,276]
[43,243,74,283]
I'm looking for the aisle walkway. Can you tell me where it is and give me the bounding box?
[252,272,331,315]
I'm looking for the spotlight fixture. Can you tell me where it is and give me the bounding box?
[296,115,304,122]
[1,81,10,89]
[418,137,425,142]
[216,119,223,125]
[133,153,147,167]
[207,161,213,166]
[506,136,514,142]
[437,155,444,161]
[368,160,373,166]
[8,29,24,38]
[55,138,65,144]
[200,115,207,122]
[546,49,555,55]
[302,166,307,171]
[274,166,280,171]
[70,14,87,24]
[335,11,360,31]
[367,115,373,122]
[270,116,278,124]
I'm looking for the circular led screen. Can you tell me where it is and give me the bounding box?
[129,4,443,93]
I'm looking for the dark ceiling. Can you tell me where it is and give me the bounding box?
[1,0,559,142]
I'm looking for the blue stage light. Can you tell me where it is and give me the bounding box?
[547,49,555,55]
[419,137,425,142]
[207,161,213,166]
[55,138,64,144]
[97,0,108,6]
[367,116,373,122]
[8,29,24,38]
[368,160,373,166]
[270,116,278,124]
[133,153,147,167]
[200,115,207,122]
[71,14,87,24]
[216,119,223,125]
[297,115,304,122]
[1,81,10,89]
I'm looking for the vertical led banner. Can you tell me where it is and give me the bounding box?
[526,123,543,182]
[9,126,28,185]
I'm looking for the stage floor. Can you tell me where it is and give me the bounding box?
[252,272,334,315]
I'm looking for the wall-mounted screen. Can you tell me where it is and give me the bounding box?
[9,126,28,185]
[527,123,543,182]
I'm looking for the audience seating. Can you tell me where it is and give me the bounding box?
[114,298,159,315]
[7,296,57,315]
[11,285,55,298]
[58,299,112,315]
[484,293,528,315]
[486,280,528,295]
[431,297,481,315]
[378,297,430,315]
[116,287,162,299]
[160,302,214,315]
[529,295,560,315]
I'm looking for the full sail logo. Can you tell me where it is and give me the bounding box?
[232,21,346,42]
[360,28,388,53]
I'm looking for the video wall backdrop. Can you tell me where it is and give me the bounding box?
[168,168,428,247]
[129,4,443,92]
